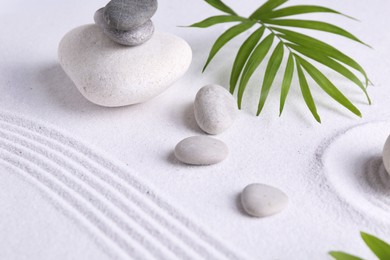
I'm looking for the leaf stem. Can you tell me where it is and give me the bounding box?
[235,16,297,60]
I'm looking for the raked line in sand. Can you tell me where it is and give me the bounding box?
[0,111,247,260]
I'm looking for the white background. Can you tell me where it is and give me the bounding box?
[1,0,390,259]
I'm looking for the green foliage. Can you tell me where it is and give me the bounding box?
[330,232,390,260]
[329,251,363,260]
[187,0,371,122]
[361,232,390,259]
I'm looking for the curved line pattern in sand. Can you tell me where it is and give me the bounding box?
[364,158,390,212]
[0,150,145,259]
[0,125,199,259]
[0,161,125,260]
[0,132,177,260]
[321,122,390,223]
[0,121,220,260]
[0,112,245,260]
[0,121,207,259]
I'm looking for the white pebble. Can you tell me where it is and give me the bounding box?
[383,135,390,175]
[174,136,228,165]
[241,183,288,218]
[194,84,238,135]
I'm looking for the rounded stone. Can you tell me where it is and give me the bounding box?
[103,0,158,30]
[241,183,288,218]
[194,84,238,135]
[58,24,192,107]
[94,8,154,46]
[174,136,229,165]
[383,135,390,175]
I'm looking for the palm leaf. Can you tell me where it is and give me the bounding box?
[204,0,237,15]
[257,41,284,115]
[287,43,371,104]
[297,56,361,117]
[237,34,275,108]
[250,0,288,20]
[280,53,294,115]
[230,26,265,93]
[273,27,370,86]
[329,251,364,260]
[266,19,367,46]
[187,15,247,28]
[189,0,370,122]
[361,232,390,259]
[261,5,356,20]
[203,21,256,72]
[296,59,321,122]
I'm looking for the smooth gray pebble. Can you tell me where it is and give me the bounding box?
[241,183,288,218]
[174,136,229,165]
[194,84,238,135]
[95,8,154,46]
[103,0,158,30]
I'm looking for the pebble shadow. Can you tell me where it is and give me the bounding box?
[36,63,107,113]
[364,156,390,194]
[235,192,252,218]
[35,63,147,115]
[167,151,183,166]
[182,102,204,135]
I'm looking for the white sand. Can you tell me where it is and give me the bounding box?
[0,112,245,260]
[1,0,390,259]
[323,122,390,223]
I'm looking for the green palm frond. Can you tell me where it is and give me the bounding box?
[329,252,363,260]
[238,33,274,108]
[330,232,390,260]
[187,0,371,122]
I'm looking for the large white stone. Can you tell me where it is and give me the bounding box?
[58,24,192,107]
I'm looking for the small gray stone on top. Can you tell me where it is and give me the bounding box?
[95,8,154,46]
[103,0,158,30]
[174,136,229,165]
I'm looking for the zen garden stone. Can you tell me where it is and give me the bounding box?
[174,136,229,165]
[103,0,158,30]
[59,0,192,107]
[95,8,154,46]
[194,84,238,135]
[58,25,192,107]
[241,183,288,218]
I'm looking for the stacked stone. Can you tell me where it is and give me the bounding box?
[94,0,158,46]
